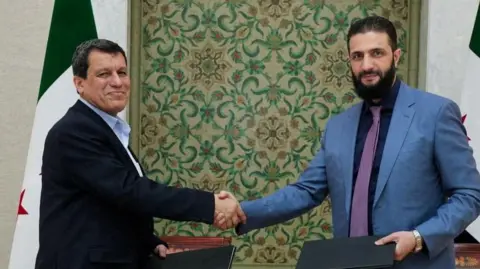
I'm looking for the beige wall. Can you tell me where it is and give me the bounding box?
[418,0,479,104]
[0,0,53,266]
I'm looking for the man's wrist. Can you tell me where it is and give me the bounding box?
[412,229,423,253]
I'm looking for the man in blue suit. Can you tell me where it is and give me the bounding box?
[219,16,480,268]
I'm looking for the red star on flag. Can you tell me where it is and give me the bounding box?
[462,114,471,141]
[17,189,28,216]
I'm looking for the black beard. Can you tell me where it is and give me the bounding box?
[352,62,396,102]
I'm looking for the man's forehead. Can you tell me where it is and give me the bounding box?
[349,31,390,52]
[88,51,126,69]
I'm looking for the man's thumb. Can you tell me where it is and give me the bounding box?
[218,190,231,199]
[375,234,394,245]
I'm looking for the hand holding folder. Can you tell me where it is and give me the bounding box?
[296,236,396,269]
[374,231,418,261]
[145,245,236,269]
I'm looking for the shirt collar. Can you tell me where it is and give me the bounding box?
[78,97,130,134]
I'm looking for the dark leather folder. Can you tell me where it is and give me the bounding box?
[145,245,236,269]
[296,236,396,269]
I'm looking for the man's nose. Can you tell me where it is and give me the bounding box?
[361,56,374,71]
[109,73,122,87]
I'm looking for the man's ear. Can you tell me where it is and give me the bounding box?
[73,76,85,95]
[393,48,402,68]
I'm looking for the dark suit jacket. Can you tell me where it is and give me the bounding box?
[35,100,215,269]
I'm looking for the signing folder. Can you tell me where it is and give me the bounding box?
[296,236,395,269]
[145,245,236,269]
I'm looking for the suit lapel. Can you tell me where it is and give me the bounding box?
[343,103,363,217]
[110,134,132,164]
[104,130,142,175]
[72,101,133,165]
[128,146,147,176]
[373,84,416,207]
[98,122,132,165]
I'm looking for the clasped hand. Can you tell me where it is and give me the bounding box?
[213,191,246,230]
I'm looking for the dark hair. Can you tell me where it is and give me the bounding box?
[71,38,127,78]
[347,16,398,51]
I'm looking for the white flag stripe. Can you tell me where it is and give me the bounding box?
[8,67,77,269]
[91,0,128,50]
[462,49,480,241]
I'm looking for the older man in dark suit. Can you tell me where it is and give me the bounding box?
[34,39,244,269]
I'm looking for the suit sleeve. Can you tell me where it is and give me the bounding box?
[56,127,215,224]
[415,100,480,258]
[236,122,330,235]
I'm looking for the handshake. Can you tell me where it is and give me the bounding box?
[213,191,246,230]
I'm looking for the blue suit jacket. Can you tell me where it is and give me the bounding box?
[237,82,480,268]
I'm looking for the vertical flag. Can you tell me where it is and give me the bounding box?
[8,0,127,268]
[462,3,480,242]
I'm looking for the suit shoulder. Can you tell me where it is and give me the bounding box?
[48,109,77,134]
[325,102,362,127]
[407,86,457,109]
[47,106,100,141]
[46,110,70,140]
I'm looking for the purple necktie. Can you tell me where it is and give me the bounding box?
[350,106,381,237]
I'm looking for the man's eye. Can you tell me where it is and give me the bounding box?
[351,54,362,60]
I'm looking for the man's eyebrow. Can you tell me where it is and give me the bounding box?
[351,47,385,53]
[95,68,110,73]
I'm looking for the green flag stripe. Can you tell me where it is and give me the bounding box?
[37,0,98,102]
[470,3,480,58]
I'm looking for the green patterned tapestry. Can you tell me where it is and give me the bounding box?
[139,0,414,267]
